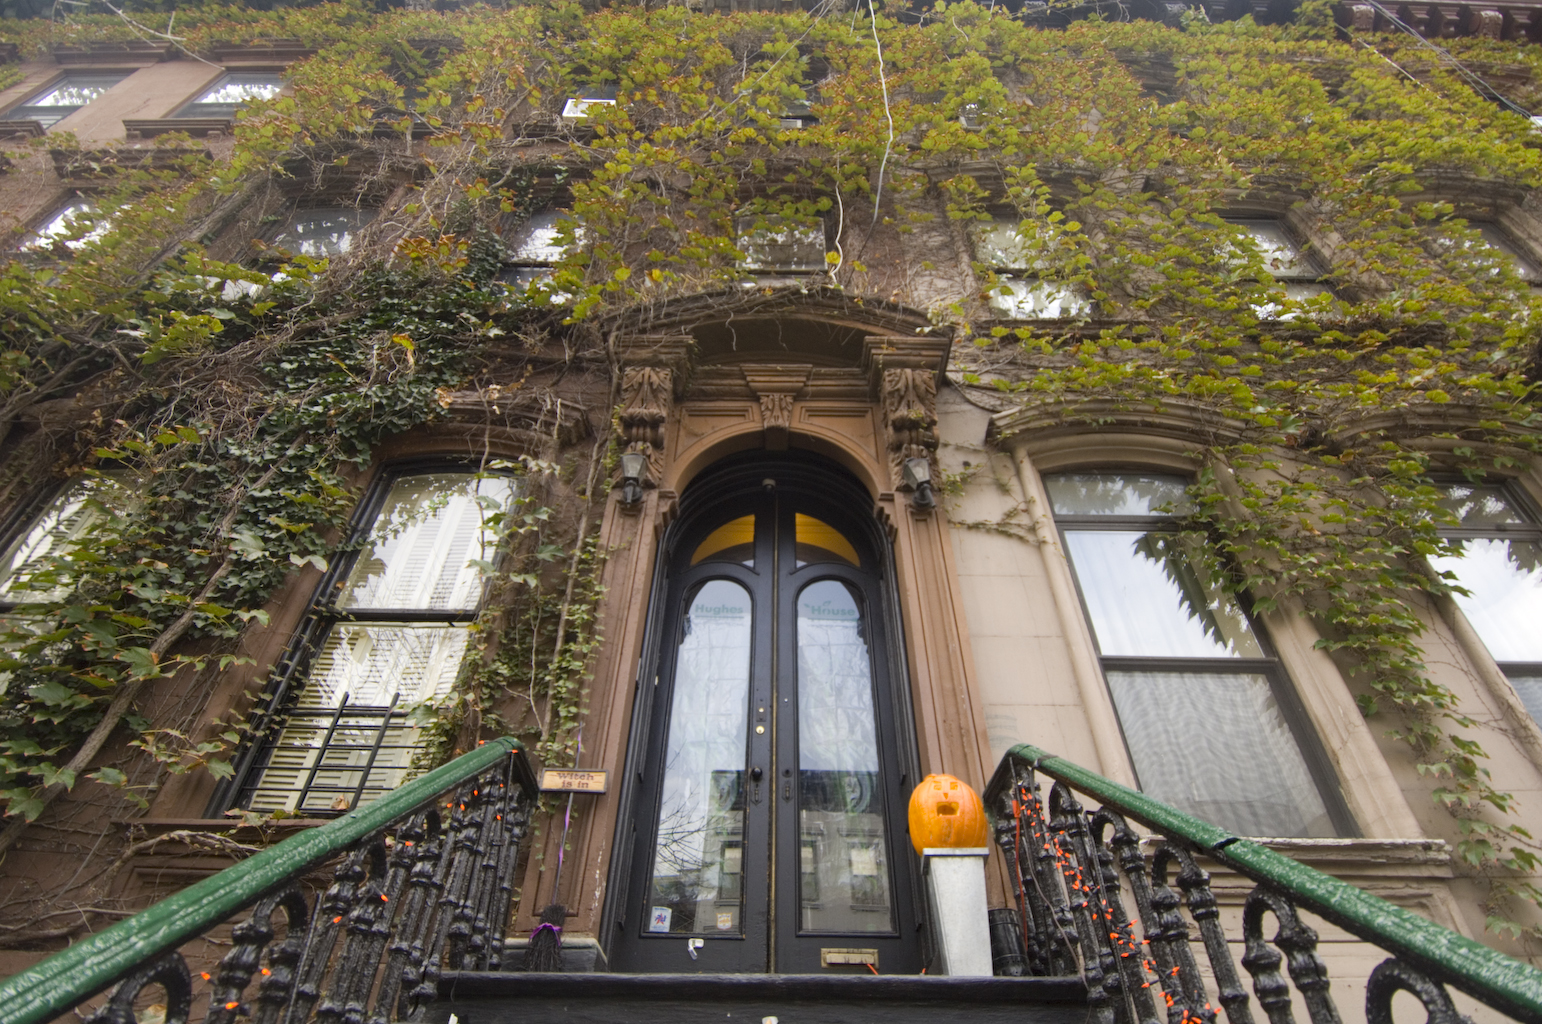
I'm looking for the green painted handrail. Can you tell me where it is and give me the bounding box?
[986,743,1542,1024]
[0,737,532,1024]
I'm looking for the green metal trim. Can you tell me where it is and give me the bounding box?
[986,743,1542,1024]
[0,737,527,1024]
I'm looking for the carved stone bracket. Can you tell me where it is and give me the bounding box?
[619,366,672,483]
[743,365,809,451]
[614,334,694,486]
[862,336,949,493]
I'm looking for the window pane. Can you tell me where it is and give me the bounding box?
[798,579,894,934]
[987,277,1089,319]
[507,210,569,264]
[1508,676,1542,726]
[0,478,134,601]
[648,580,752,935]
[1107,670,1334,837]
[196,74,282,105]
[1064,529,1262,659]
[23,202,108,251]
[975,220,1034,268]
[794,514,858,568]
[245,622,468,814]
[340,472,515,612]
[1430,541,1542,662]
[736,216,825,271]
[1225,220,1312,278]
[1437,484,1529,528]
[275,207,376,257]
[26,74,126,108]
[1044,473,1192,517]
[1477,225,1540,283]
[691,514,755,568]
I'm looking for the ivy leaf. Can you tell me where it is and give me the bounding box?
[289,553,329,572]
[37,765,76,790]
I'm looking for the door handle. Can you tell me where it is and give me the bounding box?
[750,765,763,804]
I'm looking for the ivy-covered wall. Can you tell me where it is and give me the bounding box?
[0,0,1541,962]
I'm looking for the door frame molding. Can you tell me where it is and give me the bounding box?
[510,329,1005,970]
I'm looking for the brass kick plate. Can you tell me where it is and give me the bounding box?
[820,948,878,968]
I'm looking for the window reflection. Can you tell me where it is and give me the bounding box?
[1428,483,1542,701]
[1047,471,1342,838]
[340,472,515,612]
[797,579,894,933]
[647,579,752,935]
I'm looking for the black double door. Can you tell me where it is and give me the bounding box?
[612,466,921,974]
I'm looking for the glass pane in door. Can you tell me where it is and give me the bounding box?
[647,579,753,935]
[796,579,894,933]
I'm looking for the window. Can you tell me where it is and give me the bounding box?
[1045,471,1349,838]
[5,73,128,128]
[0,475,140,616]
[173,73,282,119]
[499,209,580,301]
[1427,482,1542,724]
[736,212,826,273]
[974,217,1090,319]
[273,206,377,257]
[1470,224,1541,288]
[226,468,517,816]
[20,199,107,252]
[561,84,617,121]
[1223,218,1330,313]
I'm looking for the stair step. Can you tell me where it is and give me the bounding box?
[433,972,1087,1024]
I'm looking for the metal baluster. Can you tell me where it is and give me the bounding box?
[206,890,296,1024]
[281,843,372,1024]
[1046,782,1116,1024]
[1365,959,1473,1024]
[370,811,438,1023]
[392,816,454,1020]
[1249,889,1340,1024]
[85,952,194,1024]
[251,890,311,1024]
[483,764,530,971]
[1090,810,1163,1024]
[1145,845,1216,1024]
[413,779,483,1007]
[1241,887,1302,1024]
[1172,846,1256,1024]
[1016,765,1081,975]
[314,840,390,1024]
[995,771,1047,973]
[458,774,505,970]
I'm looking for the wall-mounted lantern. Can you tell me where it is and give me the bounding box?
[618,450,648,507]
[903,457,936,511]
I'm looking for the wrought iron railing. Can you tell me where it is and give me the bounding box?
[0,736,536,1024]
[986,743,1542,1024]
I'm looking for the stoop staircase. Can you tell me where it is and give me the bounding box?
[2,739,1541,1024]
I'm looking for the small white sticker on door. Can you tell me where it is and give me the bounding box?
[649,906,673,932]
[717,911,734,930]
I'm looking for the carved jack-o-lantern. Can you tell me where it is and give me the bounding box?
[908,773,988,854]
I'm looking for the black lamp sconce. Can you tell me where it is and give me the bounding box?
[903,457,936,511]
[618,450,648,507]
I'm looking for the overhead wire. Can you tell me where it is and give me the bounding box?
[1354,0,1535,120]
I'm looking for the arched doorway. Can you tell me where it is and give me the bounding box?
[609,452,923,974]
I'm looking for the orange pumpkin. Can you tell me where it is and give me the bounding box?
[908,773,989,854]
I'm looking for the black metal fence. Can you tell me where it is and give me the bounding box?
[987,746,1541,1024]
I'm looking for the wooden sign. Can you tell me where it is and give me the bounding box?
[540,769,608,794]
